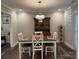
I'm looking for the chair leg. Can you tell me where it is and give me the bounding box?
[54,52,56,59]
[29,51,31,56]
[29,48,31,56]
[41,50,43,59]
[45,51,47,56]
[54,42,56,59]
[19,43,21,59]
[45,47,47,56]
[32,50,34,59]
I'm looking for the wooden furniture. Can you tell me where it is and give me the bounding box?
[32,35,43,59]
[19,37,57,59]
[34,17,50,36]
[34,31,43,35]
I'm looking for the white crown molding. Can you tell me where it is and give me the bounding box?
[1,3,14,10]
[1,10,11,15]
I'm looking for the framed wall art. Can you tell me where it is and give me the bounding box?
[2,16,11,24]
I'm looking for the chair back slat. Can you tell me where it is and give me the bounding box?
[32,35,43,48]
[18,33,23,40]
[34,31,43,35]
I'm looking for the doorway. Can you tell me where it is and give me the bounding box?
[1,11,11,55]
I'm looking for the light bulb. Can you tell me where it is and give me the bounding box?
[35,15,45,19]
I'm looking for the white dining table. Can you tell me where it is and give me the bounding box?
[18,39,57,59]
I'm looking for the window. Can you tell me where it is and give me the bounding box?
[75,15,78,48]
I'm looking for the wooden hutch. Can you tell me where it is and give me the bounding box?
[34,17,51,36]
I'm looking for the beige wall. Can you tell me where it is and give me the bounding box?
[17,11,65,36]
[49,11,64,35]
[10,11,35,47]
[10,11,18,47]
[17,11,34,36]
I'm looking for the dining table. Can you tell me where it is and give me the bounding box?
[18,36,57,59]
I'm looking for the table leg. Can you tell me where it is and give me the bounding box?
[41,49,43,59]
[32,50,35,59]
[19,43,21,59]
[54,42,56,59]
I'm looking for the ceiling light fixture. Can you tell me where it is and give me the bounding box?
[58,9,61,11]
[19,9,23,11]
[35,1,45,22]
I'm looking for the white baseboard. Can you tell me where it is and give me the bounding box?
[64,42,74,50]
[11,41,18,47]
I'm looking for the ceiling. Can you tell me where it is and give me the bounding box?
[2,0,72,12]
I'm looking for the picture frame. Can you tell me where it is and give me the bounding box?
[2,16,11,24]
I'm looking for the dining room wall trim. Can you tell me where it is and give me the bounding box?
[64,41,74,50]
[11,41,18,47]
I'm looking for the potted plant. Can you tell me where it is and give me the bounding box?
[57,25,64,42]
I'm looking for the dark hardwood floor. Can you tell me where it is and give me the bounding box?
[1,43,77,59]
[1,43,10,56]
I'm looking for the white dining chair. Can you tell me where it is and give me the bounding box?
[18,32,23,40]
[18,33,31,56]
[34,31,43,35]
[32,35,43,59]
[45,46,55,56]
[45,32,58,57]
